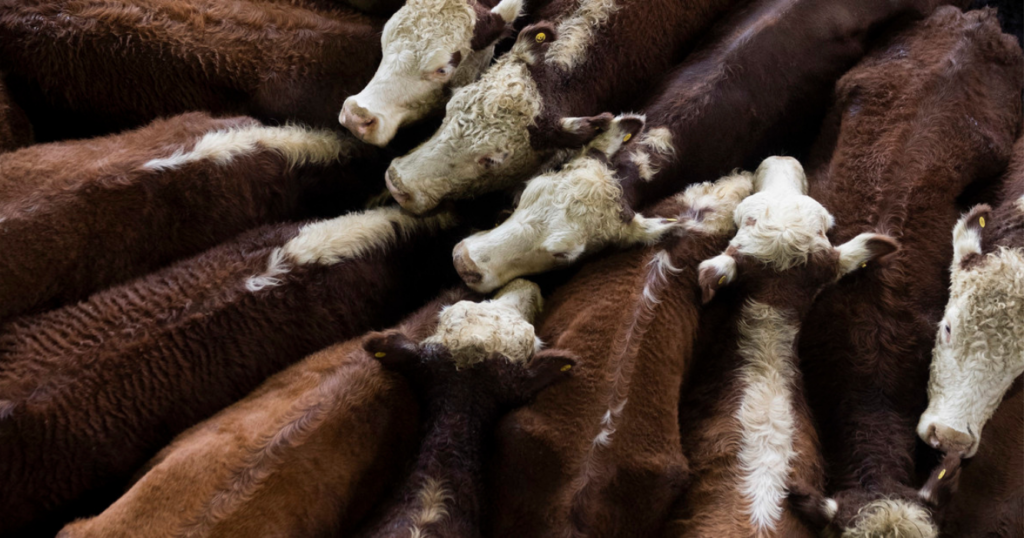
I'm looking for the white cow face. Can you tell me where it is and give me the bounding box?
[452,115,681,292]
[698,156,899,303]
[384,24,566,214]
[339,0,523,147]
[918,205,1024,458]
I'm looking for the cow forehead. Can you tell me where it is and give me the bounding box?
[441,57,542,144]
[950,248,1024,328]
[384,0,475,51]
[732,191,834,268]
[424,299,539,366]
[520,157,626,235]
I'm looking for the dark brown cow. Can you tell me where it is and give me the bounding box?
[356,279,575,538]
[0,78,32,152]
[0,111,382,323]
[796,7,1022,536]
[55,289,474,538]
[0,0,383,141]
[453,0,965,293]
[485,167,754,537]
[0,206,466,536]
[662,157,897,538]
[383,0,744,214]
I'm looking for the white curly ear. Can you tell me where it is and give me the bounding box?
[698,254,736,304]
[492,0,524,23]
[836,233,899,275]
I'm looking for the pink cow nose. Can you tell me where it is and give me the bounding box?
[922,422,975,455]
[453,243,483,285]
[385,167,412,207]
[339,102,379,142]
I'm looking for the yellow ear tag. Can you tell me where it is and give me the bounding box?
[861,262,867,268]
[665,218,678,223]
[622,133,632,143]
[938,469,946,480]
[535,32,546,43]
[560,364,572,372]
[979,216,986,228]
[374,352,386,358]
[718,275,726,286]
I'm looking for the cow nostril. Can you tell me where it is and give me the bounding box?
[363,117,377,128]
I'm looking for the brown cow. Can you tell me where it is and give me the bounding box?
[485,164,755,537]
[0,0,383,141]
[55,289,473,538]
[660,157,897,538]
[0,206,467,536]
[356,279,575,538]
[917,136,1024,459]
[382,0,743,213]
[0,111,382,323]
[453,0,964,292]
[0,79,32,152]
[795,7,1023,537]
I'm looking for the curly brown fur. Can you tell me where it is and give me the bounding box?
[795,6,1023,534]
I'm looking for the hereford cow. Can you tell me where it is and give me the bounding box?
[56,289,477,538]
[917,137,1024,459]
[356,279,575,538]
[0,112,383,323]
[339,0,524,146]
[484,166,754,537]
[451,0,964,292]
[921,377,1023,537]
[0,206,468,536]
[795,7,1023,537]
[0,79,32,152]
[382,0,744,213]
[656,157,898,538]
[0,0,383,141]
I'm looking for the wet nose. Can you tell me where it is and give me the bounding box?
[339,100,379,142]
[453,242,483,285]
[385,166,412,206]
[922,421,975,455]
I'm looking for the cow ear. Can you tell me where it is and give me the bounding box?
[522,348,578,396]
[952,204,990,268]
[628,213,677,245]
[362,330,422,370]
[512,23,557,64]
[836,233,899,275]
[549,112,615,148]
[471,0,522,50]
[610,114,645,146]
[698,253,737,304]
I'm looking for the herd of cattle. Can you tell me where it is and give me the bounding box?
[0,0,1021,536]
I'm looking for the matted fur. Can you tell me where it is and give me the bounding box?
[546,0,620,70]
[409,477,453,536]
[423,278,544,367]
[843,499,937,538]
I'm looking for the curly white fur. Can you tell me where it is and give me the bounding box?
[547,0,620,70]
[423,279,543,367]
[842,499,937,538]
[143,124,346,171]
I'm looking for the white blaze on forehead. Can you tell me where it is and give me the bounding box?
[423,278,543,367]
[920,247,1024,456]
[388,54,544,210]
[675,171,754,236]
[731,157,834,271]
[143,124,346,171]
[734,301,800,533]
[547,0,620,70]
[245,207,457,292]
[842,498,937,538]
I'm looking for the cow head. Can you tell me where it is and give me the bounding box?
[339,0,523,147]
[698,156,899,305]
[363,279,576,407]
[917,204,1024,458]
[451,114,682,292]
[385,23,576,214]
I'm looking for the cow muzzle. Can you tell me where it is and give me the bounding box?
[918,416,977,458]
[453,242,486,289]
[340,98,391,147]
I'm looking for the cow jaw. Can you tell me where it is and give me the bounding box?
[340,0,519,147]
[918,248,1024,457]
[385,49,544,213]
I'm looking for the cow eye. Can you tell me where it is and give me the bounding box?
[944,323,952,343]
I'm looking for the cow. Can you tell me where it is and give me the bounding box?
[794,7,1023,537]
[55,289,470,538]
[339,0,525,146]
[0,79,32,152]
[382,0,745,214]
[919,377,1023,537]
[484,164,755,537]
[356,279,575,538]
[917,136,1024,460]
[0,0,384,141]
[0,205,469,536]
[655,156,898,538]
[0,112,384,323]
[451,0,965,292]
